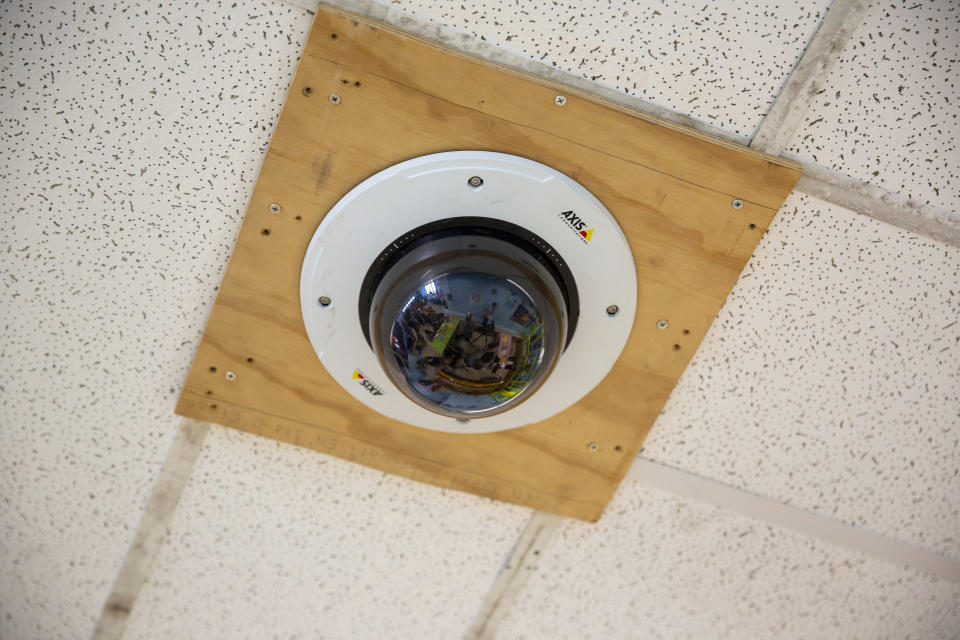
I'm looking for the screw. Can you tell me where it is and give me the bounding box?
[225,371,237,381]
[554,94,567,106]
[587,442,599,451]
[269,203,281,215]
[318,296,332,307]
[731,199,744,210]
[468,176,483,188]
[606,305,619,317]
[328,93,341,105]
[656,319,668,330]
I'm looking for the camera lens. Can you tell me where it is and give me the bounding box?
[367,229,569,418]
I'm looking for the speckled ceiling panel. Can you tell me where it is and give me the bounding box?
[122,424,529,640]
[642,191,960,558]
[0,1,312,637]
[498,475,960,640]
[785,0,960,213]
[385,0,831,138]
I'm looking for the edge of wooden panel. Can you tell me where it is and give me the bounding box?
[314,1,803,174]
[175,395,607,521]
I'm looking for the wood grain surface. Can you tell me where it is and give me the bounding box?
[176,5,801,521]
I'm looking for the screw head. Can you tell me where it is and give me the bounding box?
[731,199,744,210]
[606,304,619,317]
[328,93,341,105]
[587,442,599,451]
[656,319,669,330]
[318,296,332,307]
[225,370,237,381]
[269,203,281,215]
[468,176,483,188]
[554,94,567,106]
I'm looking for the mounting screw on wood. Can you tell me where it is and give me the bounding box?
[225,371,237,381]
[269,203,282,215]
[656,319,669,330]
[329,93,341,105]
[554,94,567,106]
[587,442,599,451]
[731,199,744,209]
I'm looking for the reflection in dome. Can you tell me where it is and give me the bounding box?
[387,272,546,415]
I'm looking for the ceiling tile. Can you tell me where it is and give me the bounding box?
[123,425,529,640]
[499,475,960,639]
[0,1,312,637]
[643,192,960,558]
[387,0,831,137]
[786,0,960,212]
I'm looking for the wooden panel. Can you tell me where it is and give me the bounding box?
[175,5,801,521]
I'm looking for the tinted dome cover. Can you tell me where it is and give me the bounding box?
[368,231,569,419]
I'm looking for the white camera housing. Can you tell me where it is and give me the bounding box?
[300,151,636,433]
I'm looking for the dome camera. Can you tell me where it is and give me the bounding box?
[300,151,636,433]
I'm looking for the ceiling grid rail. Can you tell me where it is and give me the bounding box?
[749,0,873,155]
[91,420,210,640]
[462,512,566,640]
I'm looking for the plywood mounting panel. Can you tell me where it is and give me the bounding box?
[175,4,801,521]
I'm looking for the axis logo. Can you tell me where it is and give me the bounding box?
[558,210,595,244]
[352,369,384,396]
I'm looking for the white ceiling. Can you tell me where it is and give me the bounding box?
[1,0,958,639]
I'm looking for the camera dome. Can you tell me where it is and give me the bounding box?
[365,224,572,419]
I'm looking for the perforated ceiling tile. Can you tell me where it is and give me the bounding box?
[642,192,960,558]
[0,1,312,637]
[385,0,831,138]
[785,0,960,212]
[497,477,960,640]
[122,425,529,640]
